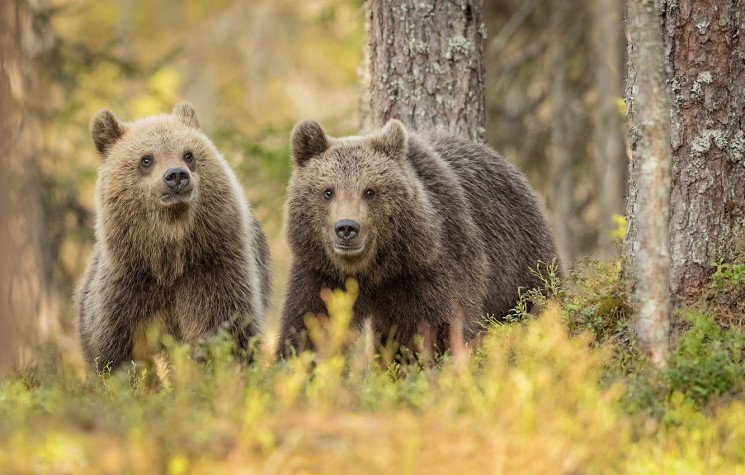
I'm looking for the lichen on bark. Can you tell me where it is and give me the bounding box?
[361,0,486,141]
[661,0,745,296]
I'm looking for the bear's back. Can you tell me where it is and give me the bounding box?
[414,132,558,317]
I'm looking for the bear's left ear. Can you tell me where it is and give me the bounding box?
[173,102,200,129]
[291,120,329,166]
[370,119,408,159]
[90,109,127,157]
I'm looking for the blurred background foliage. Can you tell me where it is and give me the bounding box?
[12,0,627,357]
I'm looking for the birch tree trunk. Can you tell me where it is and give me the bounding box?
[625,0,672,365]
[361,0,486,141]
[661,0,745,297]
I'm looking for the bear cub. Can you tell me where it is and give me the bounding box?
[278,119,557,355]
[76,102,271,370]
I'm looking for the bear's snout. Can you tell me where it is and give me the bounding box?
[164,167,190,190]
[334,219,360,241]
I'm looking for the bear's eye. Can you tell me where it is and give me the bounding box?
[183,151,194,163]
[363,188,376,200]
[323,189,334,200]
[140,155,154,168]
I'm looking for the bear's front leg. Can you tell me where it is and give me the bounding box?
[277,265,331,357]
[365,276,458,352]
[173,267,261,354]
[79,269,157,372]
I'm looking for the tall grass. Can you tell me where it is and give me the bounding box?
[2,262,745,473]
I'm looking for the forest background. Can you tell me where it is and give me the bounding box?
[4,0,627,358]
[8,1,745,473]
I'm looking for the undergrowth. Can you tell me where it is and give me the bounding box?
[2,260,745,473]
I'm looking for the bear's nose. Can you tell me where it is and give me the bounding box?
[164,167,190,190]
[335,219,360,241]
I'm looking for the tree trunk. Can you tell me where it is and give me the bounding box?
[550,2,574,266]
[117,0,134,61]
[625,0,672,365]
[361,0,486,141]
[0,0,55,367]
[0,0,57,365]
[661,0,745,297]
[0,0,20,369]
[593,0,627,256]
[19,0,59,343]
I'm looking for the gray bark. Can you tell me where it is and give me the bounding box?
[625,0,672,365]
[361,0,486,141]
[662,0,745,297]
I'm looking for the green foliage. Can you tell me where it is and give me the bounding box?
[563,258,632,344]
[665,311,745,405]
[711,259,745,289]
[505,258,562,323]
[211,125,293,183]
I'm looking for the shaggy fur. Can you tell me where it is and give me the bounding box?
[278,119,558,355]
[76,102,271,370]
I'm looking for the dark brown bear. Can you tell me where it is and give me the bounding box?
[75,102,271,370]
[278,119,558,355]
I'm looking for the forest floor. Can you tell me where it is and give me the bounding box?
[2,258,745,474]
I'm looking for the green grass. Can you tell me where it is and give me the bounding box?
[711,260,745,289]
[2,261,745,473]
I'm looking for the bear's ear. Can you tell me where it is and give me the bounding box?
[173,101,200,129]
[291,120,329,166]
[370,119,408,159]
[90,109,127,156]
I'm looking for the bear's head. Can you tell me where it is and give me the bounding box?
[91,102,206,214]
[286,119,439,280]
[90,103,240,275]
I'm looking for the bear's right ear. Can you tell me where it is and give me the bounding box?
[370,119,408,159]
[90,109,127,157]
[173,101,200,129]
[291,120,329,166]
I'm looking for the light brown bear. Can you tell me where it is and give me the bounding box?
[278,119,558,356]
[76,102,271,370]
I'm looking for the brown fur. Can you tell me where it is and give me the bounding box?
[278,120,558,356]
[76,102,271,370]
